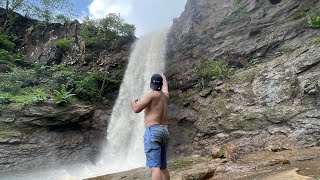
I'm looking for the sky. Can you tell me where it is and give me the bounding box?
[71,0,187,37]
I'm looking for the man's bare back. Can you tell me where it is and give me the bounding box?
[144,90,169,127]
[130,73,169,127]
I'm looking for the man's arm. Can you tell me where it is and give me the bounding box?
[131,92,152,113]
[161,74,169,97]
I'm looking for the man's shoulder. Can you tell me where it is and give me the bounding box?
[146,90,164,98]
[145,90,157,98]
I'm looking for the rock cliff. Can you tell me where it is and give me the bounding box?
[167,0,320,158]
[0,9,134,173]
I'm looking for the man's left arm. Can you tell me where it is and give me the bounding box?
[131,92,152,113]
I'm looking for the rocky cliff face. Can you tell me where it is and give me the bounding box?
[0,9,133,173]
[0,101,109,173]
[167,0,320,158]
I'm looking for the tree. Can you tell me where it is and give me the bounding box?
[81,13,135,50]
[0,0,74,32]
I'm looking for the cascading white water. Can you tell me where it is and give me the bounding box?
[97,28,169,172]
[0,29,169,180]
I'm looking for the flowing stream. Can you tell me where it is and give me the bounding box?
[1,29,169,180]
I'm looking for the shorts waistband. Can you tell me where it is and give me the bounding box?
[145,124,168,129]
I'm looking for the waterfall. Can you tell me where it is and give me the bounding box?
[97,28,169,172]
[0,29,169,180]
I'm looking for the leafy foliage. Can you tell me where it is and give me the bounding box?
[54,85,75,104]
[32,89,47,101]
[0,0,74,22]
[0,67,37,94]
[49,64,76,88]
[0,61,107,106]
[57,38,71,51]
[0,49,28,68]
[193,78,205,91]
[55,14,71,24]
[0,34,15,51]
[0,92,13,104]
[308,16,320,28]
[74,71,102,102]
[80,13,135,52]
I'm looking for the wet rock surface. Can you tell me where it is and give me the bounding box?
[88,146,320,180]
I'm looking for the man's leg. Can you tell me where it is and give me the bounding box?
[161,168,170,180]
[150,167,162,180]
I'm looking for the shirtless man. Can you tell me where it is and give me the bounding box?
[131,73,170,180]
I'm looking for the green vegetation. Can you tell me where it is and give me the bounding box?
[308,16,320,28]
[0,131,18,138]
[277,45,297,54]
[4,21,118,104]
[193,78,205,91]
[286,9,311,21]
[0,49,27,69]
[0,0,74,35]
[74,71,101,102]
[54,85,75,104]
[80,13,135,61]
[0,0,74,22]
[55,14,71,24]
[57,38,71,51]
[0,34,15,51]
[0,34,28,68]
[232,9,249,21]
[196,59,233,79]
[0,62,105,106]
[0,92,13,104]
[233,0,242,6]
[306,38,320,46]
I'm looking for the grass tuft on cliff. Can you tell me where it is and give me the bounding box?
[308,16,320,28]
[196,59,233,79]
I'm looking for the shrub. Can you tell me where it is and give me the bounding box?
[0,67,37,94]
[32,89,48,102]
[193,78,205,91]
[0,49,27,67]
[54,85,75,104]
[308,16,320,28]
[49,64,76,88]
[0,92,13,104]
[12,94,35,105]
[57,38,71,51]
[74,71,102,102]
[0,34,15,51]
[197,59,233,79]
